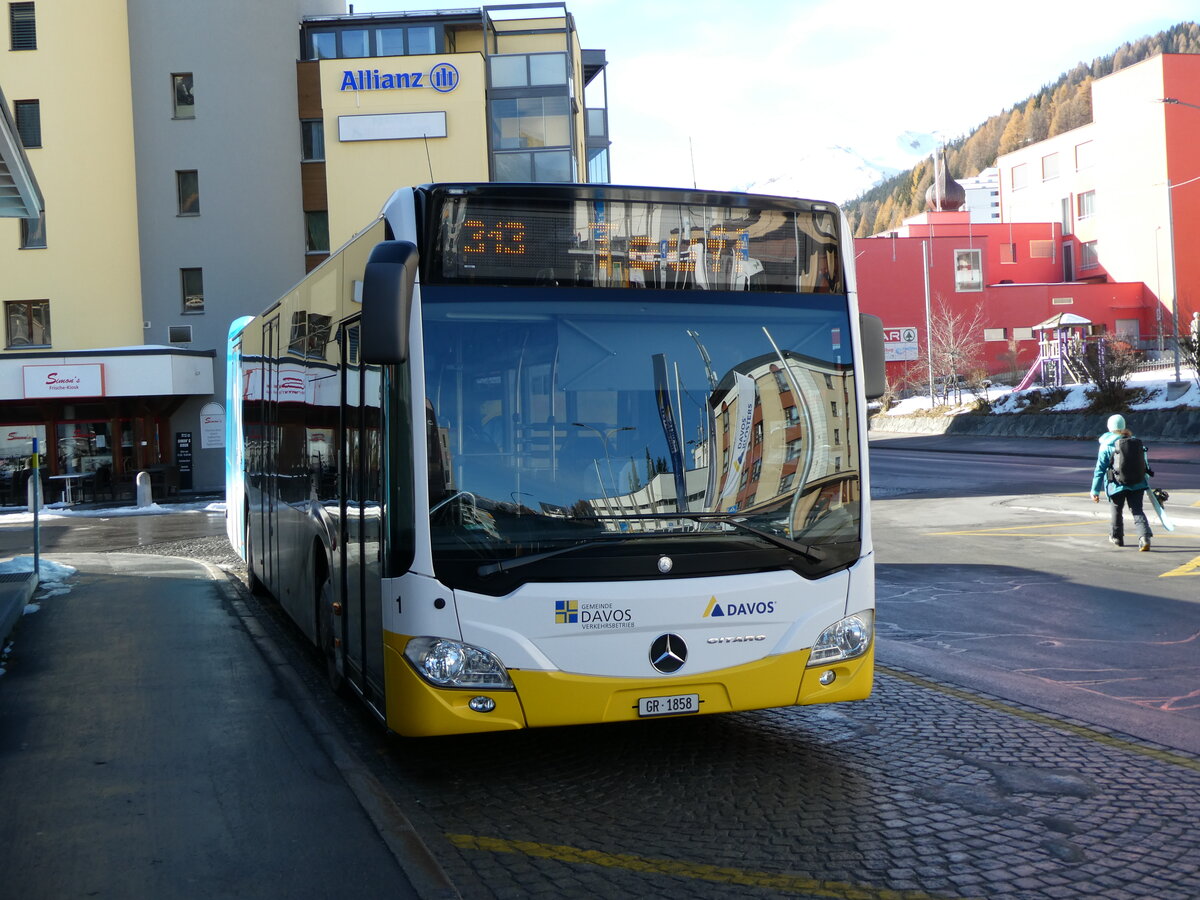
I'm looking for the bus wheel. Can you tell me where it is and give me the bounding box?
[245,516,267,596]
[317,570,344,694]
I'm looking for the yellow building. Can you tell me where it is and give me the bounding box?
[299,5,610,267]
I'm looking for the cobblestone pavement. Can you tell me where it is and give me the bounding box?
[130,537,1200,900]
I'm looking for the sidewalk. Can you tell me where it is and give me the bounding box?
[0,553,440,898]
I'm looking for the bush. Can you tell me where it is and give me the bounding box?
[1084,384,1148,413]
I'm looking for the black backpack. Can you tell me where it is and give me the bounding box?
[1110,436,1148,485]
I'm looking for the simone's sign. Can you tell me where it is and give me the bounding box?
[339,62,459,93]
[22,364,105,399]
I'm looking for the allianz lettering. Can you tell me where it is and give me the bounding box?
[339,62,459,93]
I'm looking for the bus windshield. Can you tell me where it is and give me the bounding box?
[422,287,862,594]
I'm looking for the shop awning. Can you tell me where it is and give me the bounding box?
[0,346,214,402]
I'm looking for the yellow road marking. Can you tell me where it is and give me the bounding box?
[1162,555,1200,577]
[446,833,977,899]
[878,667,1200,773]
[929,521,1099,536]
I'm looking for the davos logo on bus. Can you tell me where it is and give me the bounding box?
[340,62,459,93]
[702,596,775,618]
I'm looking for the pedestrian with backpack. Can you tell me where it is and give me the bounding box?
[1090,413,1153,551]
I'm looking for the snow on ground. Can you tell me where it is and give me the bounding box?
[883,367,1200,417]
[0,500,225,524]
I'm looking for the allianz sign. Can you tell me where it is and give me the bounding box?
[339,62,459,93]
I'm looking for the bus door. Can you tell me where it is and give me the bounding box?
[261,316,281,589]
[338,320,385,705]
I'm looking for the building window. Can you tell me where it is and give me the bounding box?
[1041,153,1059,181]
[307,24,440,60]
[377,25,435,55]
[490,96,570,150]
[785,438,802,460]
[8,2,35,50]
[954,249,982,292]
[168,325,192,344]
[1060,197,1072,236]
[172,73,194,119]
[1011,164,1027,190]
[305,211,329,254]
[1075,140,1094,170]
[301,119,324,161]
[20,214,45,249]
[310,31,337,59]
[1051,296,1074,306]
[984,328,1006,341]
[1029,240,1054,259]
[1076,190,1095,219]
[1063,245,1074,282]
[493,149,572,183]
[13,99,40,147]
[587,146,609,183]
[489,53,567,88]
[784,405,800,426]
[753,421,763,445]
[176,170,199,215]
[778,471,795,493]
[1013,327,1034,340]
[1000,242,1016,264]
[1080,241,1099,270]
[5,299,50,347]
[181,268,204,313]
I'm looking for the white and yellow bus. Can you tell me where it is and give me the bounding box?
[227,182,886,737]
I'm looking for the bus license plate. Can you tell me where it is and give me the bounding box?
[638,693,699,717]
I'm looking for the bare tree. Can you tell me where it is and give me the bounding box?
[926,296,988,405]
[1063,333,1140,409]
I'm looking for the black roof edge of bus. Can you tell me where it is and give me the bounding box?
[411,183,843,213]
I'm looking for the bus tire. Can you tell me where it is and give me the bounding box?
[317,563,344,694]
[245,512,267,596]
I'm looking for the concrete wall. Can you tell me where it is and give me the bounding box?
[870,408,1200,443]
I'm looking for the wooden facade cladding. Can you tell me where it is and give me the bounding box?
[296,61,323,118]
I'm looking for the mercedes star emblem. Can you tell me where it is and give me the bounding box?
[657,555,673,574]
[649,633,687,674]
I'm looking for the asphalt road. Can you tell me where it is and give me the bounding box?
[869,432,1200,755]
[1,436,1198,899]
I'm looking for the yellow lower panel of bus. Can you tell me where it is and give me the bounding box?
[383,635,873,737]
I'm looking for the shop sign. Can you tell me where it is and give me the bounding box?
[200,403,225,450]
[22,364,105,399]
[883,326,919,362]
[339,62,459,93]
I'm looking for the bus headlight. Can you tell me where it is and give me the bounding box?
[807,611,873,665]
[404,637,514,689]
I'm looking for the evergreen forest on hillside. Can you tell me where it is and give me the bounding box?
[844,22,1200,238]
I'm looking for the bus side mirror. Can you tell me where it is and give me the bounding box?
[859,314,886,401]
[360,240,418,364]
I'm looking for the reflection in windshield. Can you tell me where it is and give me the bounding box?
[422,290,861,587]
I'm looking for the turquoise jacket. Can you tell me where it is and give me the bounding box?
[1091,431,1150,497]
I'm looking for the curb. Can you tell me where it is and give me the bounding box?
[0,570,39,646]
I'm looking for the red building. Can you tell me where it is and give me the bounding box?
[855,52,1197,387]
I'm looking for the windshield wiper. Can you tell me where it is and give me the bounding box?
[476,513,826,579]
[586,512,827,565]
[477,538,626,578]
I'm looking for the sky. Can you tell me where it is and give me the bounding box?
[346,0,1194,197]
